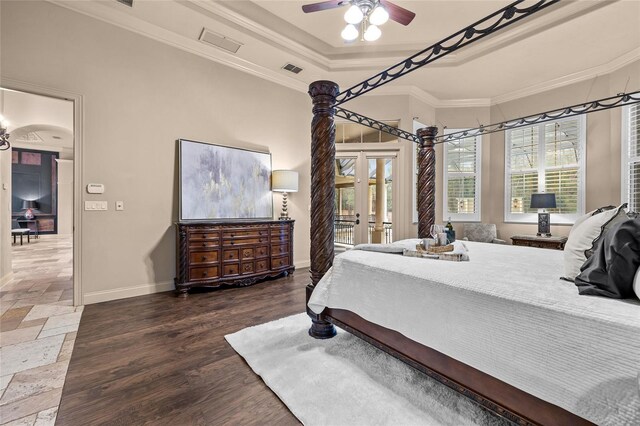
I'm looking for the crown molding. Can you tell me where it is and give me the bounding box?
[491,47,640,105]
[42,1,638,113]
[185,0,610,72]
[48,0,309,94]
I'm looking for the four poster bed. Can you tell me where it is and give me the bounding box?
[303,1,640,425]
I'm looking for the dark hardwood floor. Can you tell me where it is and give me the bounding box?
[57,271,307,425]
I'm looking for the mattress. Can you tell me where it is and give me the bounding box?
[308,240,640,425]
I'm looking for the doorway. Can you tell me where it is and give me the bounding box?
[334,151,397,247]
[1,87,78,305]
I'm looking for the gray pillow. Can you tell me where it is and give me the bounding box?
[575,218,640,299]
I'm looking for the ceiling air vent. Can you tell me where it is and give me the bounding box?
[282,63,303,74]
[199,29,243,54]
[116,0,133,7]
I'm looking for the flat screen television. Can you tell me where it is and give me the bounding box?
[179,139,272,221]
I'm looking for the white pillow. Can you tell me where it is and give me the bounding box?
[563,204,627,280]
[634,266,640,300]
[570,206,615,234]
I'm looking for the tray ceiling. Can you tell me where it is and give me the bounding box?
[53,0,640,104]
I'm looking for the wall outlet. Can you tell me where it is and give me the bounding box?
[116,201,124,211]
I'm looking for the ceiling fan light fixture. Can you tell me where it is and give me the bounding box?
[364,24,381,41]
[369,6,389,26]
[344,5,364,24]
[341,23,359,41]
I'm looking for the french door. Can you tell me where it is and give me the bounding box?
[334,151,397,246]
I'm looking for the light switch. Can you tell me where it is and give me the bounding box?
[116,201,124,211]
[99,201,108,210]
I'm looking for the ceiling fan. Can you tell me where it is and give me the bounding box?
[302,0,416,42]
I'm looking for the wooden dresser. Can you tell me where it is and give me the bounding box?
[175,220,294,296]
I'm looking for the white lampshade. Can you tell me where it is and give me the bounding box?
[272,170,299,193]
[369,6,389,25]
[341,24,359,41]
[364,24,381,41]
[344,5,364,24]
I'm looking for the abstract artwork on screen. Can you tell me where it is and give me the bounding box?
[179,140,272,220]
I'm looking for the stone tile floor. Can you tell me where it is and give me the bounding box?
[0,236,80,425]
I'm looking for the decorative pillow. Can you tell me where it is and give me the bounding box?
[634,266,640,300]
[575,218,640,299]
[570,205,615,234]
[563,204,627,281]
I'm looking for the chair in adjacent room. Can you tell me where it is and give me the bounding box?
[11,219,31,245]
[462,223,505,244]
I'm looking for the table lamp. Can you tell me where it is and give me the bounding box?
[530,193,556,237]
[22,200,39,220]
[272,170,299,220]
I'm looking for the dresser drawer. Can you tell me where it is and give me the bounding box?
[270,228,289,237]
[223,236,269,246]
[223,263,239,276]
[241,262,254,274]
[241,248,255,260]
[189,250,219,265]
[189,240,219,249]
[222,228,268,239]
[189,231,219,240]
[255,245,269,258]
[255,259,268,272]
[189,266,219,281]
[223,249,239,261]
[271,243,289,256]
[271,255,289,269]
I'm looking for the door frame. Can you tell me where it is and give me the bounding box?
[336,145,400,245]
[2,78,84,306]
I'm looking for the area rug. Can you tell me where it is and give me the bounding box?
[225,313,510,426]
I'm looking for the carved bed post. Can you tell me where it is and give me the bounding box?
[416,126,438,238]
[307,80,339,339]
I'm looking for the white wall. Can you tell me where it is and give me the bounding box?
[1,1,316,303]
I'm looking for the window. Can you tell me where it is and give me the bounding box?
[622,103,639,212]
[443,131,481,222]
[505,116,585,223]
[335,120,399,143]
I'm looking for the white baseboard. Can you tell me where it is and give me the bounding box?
[83,280,175,305]
[295,259,310,269]
[0,272,15,289]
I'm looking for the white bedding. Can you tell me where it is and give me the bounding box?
[308,240,640,425]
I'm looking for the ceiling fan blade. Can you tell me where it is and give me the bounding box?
[380,0,416,26]
[302,1,347,13]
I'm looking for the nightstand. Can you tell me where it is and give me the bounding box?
[511,234,567,250]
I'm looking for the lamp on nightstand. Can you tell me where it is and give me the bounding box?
[530,193,556,237]
[272,170,299,220]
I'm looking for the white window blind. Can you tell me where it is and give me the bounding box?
[443,131,481,222]
[622,103,640,212]
[505,115,585,223]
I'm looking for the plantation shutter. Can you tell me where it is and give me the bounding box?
[508,126,539,214]
[444,133,481,221]
[506,116,584,221]
[544,119,581,214]
[625,104,640,212]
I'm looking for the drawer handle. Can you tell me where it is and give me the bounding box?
[203,271,208,276]
[230,242,235,245]
[201,256,207,261]
[229,254,234,259]
[202,243,207,247]
[231,234,234,237]
[203,234,207,238]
